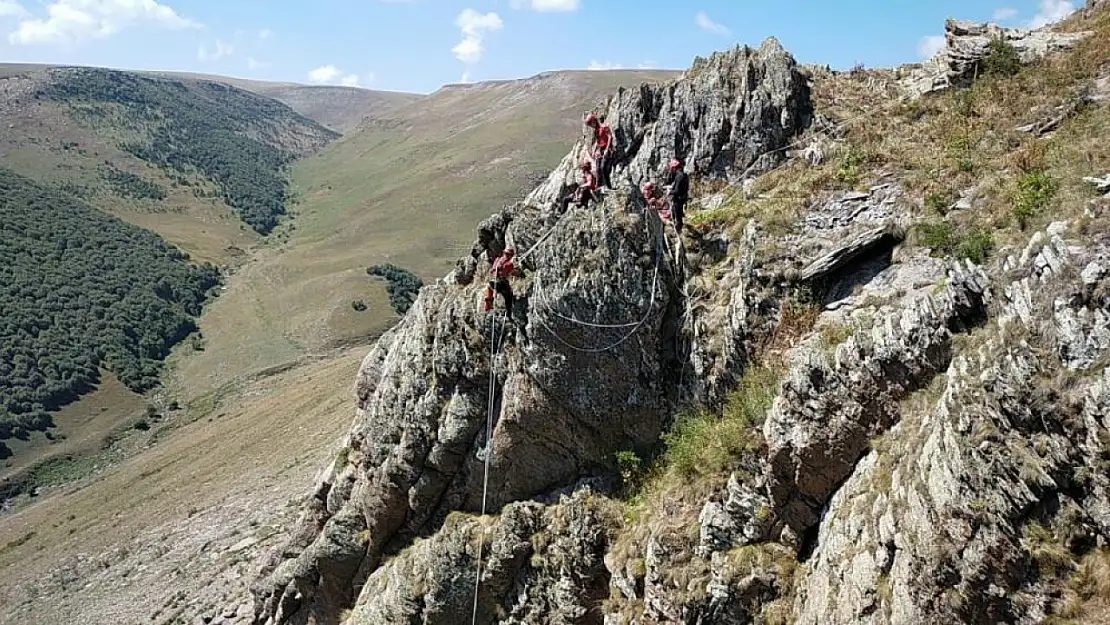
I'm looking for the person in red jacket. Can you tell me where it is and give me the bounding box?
[641,181,670,221]
[483,247,517,313]
[560,160,598,212]
[584,111,615,189]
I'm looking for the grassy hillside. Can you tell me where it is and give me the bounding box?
[0,65,338,262]
[146,71,422,133]
[0,169,220,457]
[169,68,677,396]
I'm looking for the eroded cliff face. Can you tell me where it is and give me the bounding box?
[248,39,813,625]
[235,9,1110,625]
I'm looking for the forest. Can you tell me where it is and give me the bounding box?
[0,168,220,442]
[41,69,337,234]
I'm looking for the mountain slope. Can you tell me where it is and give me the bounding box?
[146,71,423,133]
[0,65,338,262]
[167,68,678,401]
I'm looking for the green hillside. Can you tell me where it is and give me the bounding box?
[0,65,338,263]
[0,168,220,455]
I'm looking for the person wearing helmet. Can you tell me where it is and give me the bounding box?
[584,111,615,189]
[641,181,670,220]
[666,157,689,234]
[483,247,518,314]
[561,159,599,212]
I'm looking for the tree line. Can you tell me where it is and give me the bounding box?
[40,68,338,235]
[0,168,220,442]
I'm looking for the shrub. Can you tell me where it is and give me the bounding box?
[662,366,778,480]
[980,38,1023,78]
[834,146,868,186]
[917,221,957,252]
[1013,170,1058,229]
[132,419,150,431]
[956,228,994,264]
[925,191,954,216]
[351,299,368,312]
[367,264,424,315]
[614,450,643,486]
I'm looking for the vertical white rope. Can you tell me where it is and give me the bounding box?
[471,310,501,625]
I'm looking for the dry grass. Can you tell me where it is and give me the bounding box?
[0,348,364,625]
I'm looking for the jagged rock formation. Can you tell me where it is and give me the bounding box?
[795,223,1110,624]
[249,39,813,625]
[901,19,1090,97]
[235,8,1110,625]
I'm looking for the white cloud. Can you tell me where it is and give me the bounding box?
[637,61,657,69]
[1027,0,1075,28]
[8,0,200,45]
[460,71,471,83]
[246,56,266,70]
[587,60,622,70]
[509,0,579,11]
[257,27,272,40]
[695,11,728,35]
[916,34,946,59]
[307,64,361,87]
[992,7,1018,20]
[197,38,233,61]
[0,1,29,18]
[452,8,502,64]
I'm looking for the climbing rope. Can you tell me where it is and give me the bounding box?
[471,310,502,625]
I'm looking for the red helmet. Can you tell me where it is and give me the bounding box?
[504,247,516,257]
[642,182,655,195]
[669,158,681,171]
[584,112,599,126]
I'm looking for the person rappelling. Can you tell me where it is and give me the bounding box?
[483,247,518,315]
[584,111,615,190]
[665,158,689,235]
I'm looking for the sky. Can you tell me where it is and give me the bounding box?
[0,0,1085,94]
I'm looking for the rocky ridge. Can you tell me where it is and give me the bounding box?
[203,7,1110,625]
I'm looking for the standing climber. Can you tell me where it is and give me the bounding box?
[584,112,615,189]
[666,158,690,235]
[483,247,517,315]
[561,160,599,212]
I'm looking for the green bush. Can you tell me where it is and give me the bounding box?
[925,191,954,216]
[917,221,957,252]
[1014,170,1058,229]
[916,221,995,264]
[834,146,868,186]
[367,264,424,315]
[614,449,643,486]
[956,228,994,264]
[662,366,778,479]
[980,38,1023,78]
[351,299,368,312]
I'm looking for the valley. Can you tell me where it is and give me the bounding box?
[0,60,674,625]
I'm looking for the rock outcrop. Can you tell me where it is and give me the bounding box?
[794,224,1110,624]
[901,19,1090,97]
[249,38,813,625]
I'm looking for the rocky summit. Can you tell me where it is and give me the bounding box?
[196,5,1110,625]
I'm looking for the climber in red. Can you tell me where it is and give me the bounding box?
[665,158,689,235]
[584,111,615,189]
[560,160,599,212]
[483,247,517,314]
[641,181,670,221]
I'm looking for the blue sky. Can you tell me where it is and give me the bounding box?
[0,0,1082,94]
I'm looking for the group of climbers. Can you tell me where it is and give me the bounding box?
[483,109,692,316]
